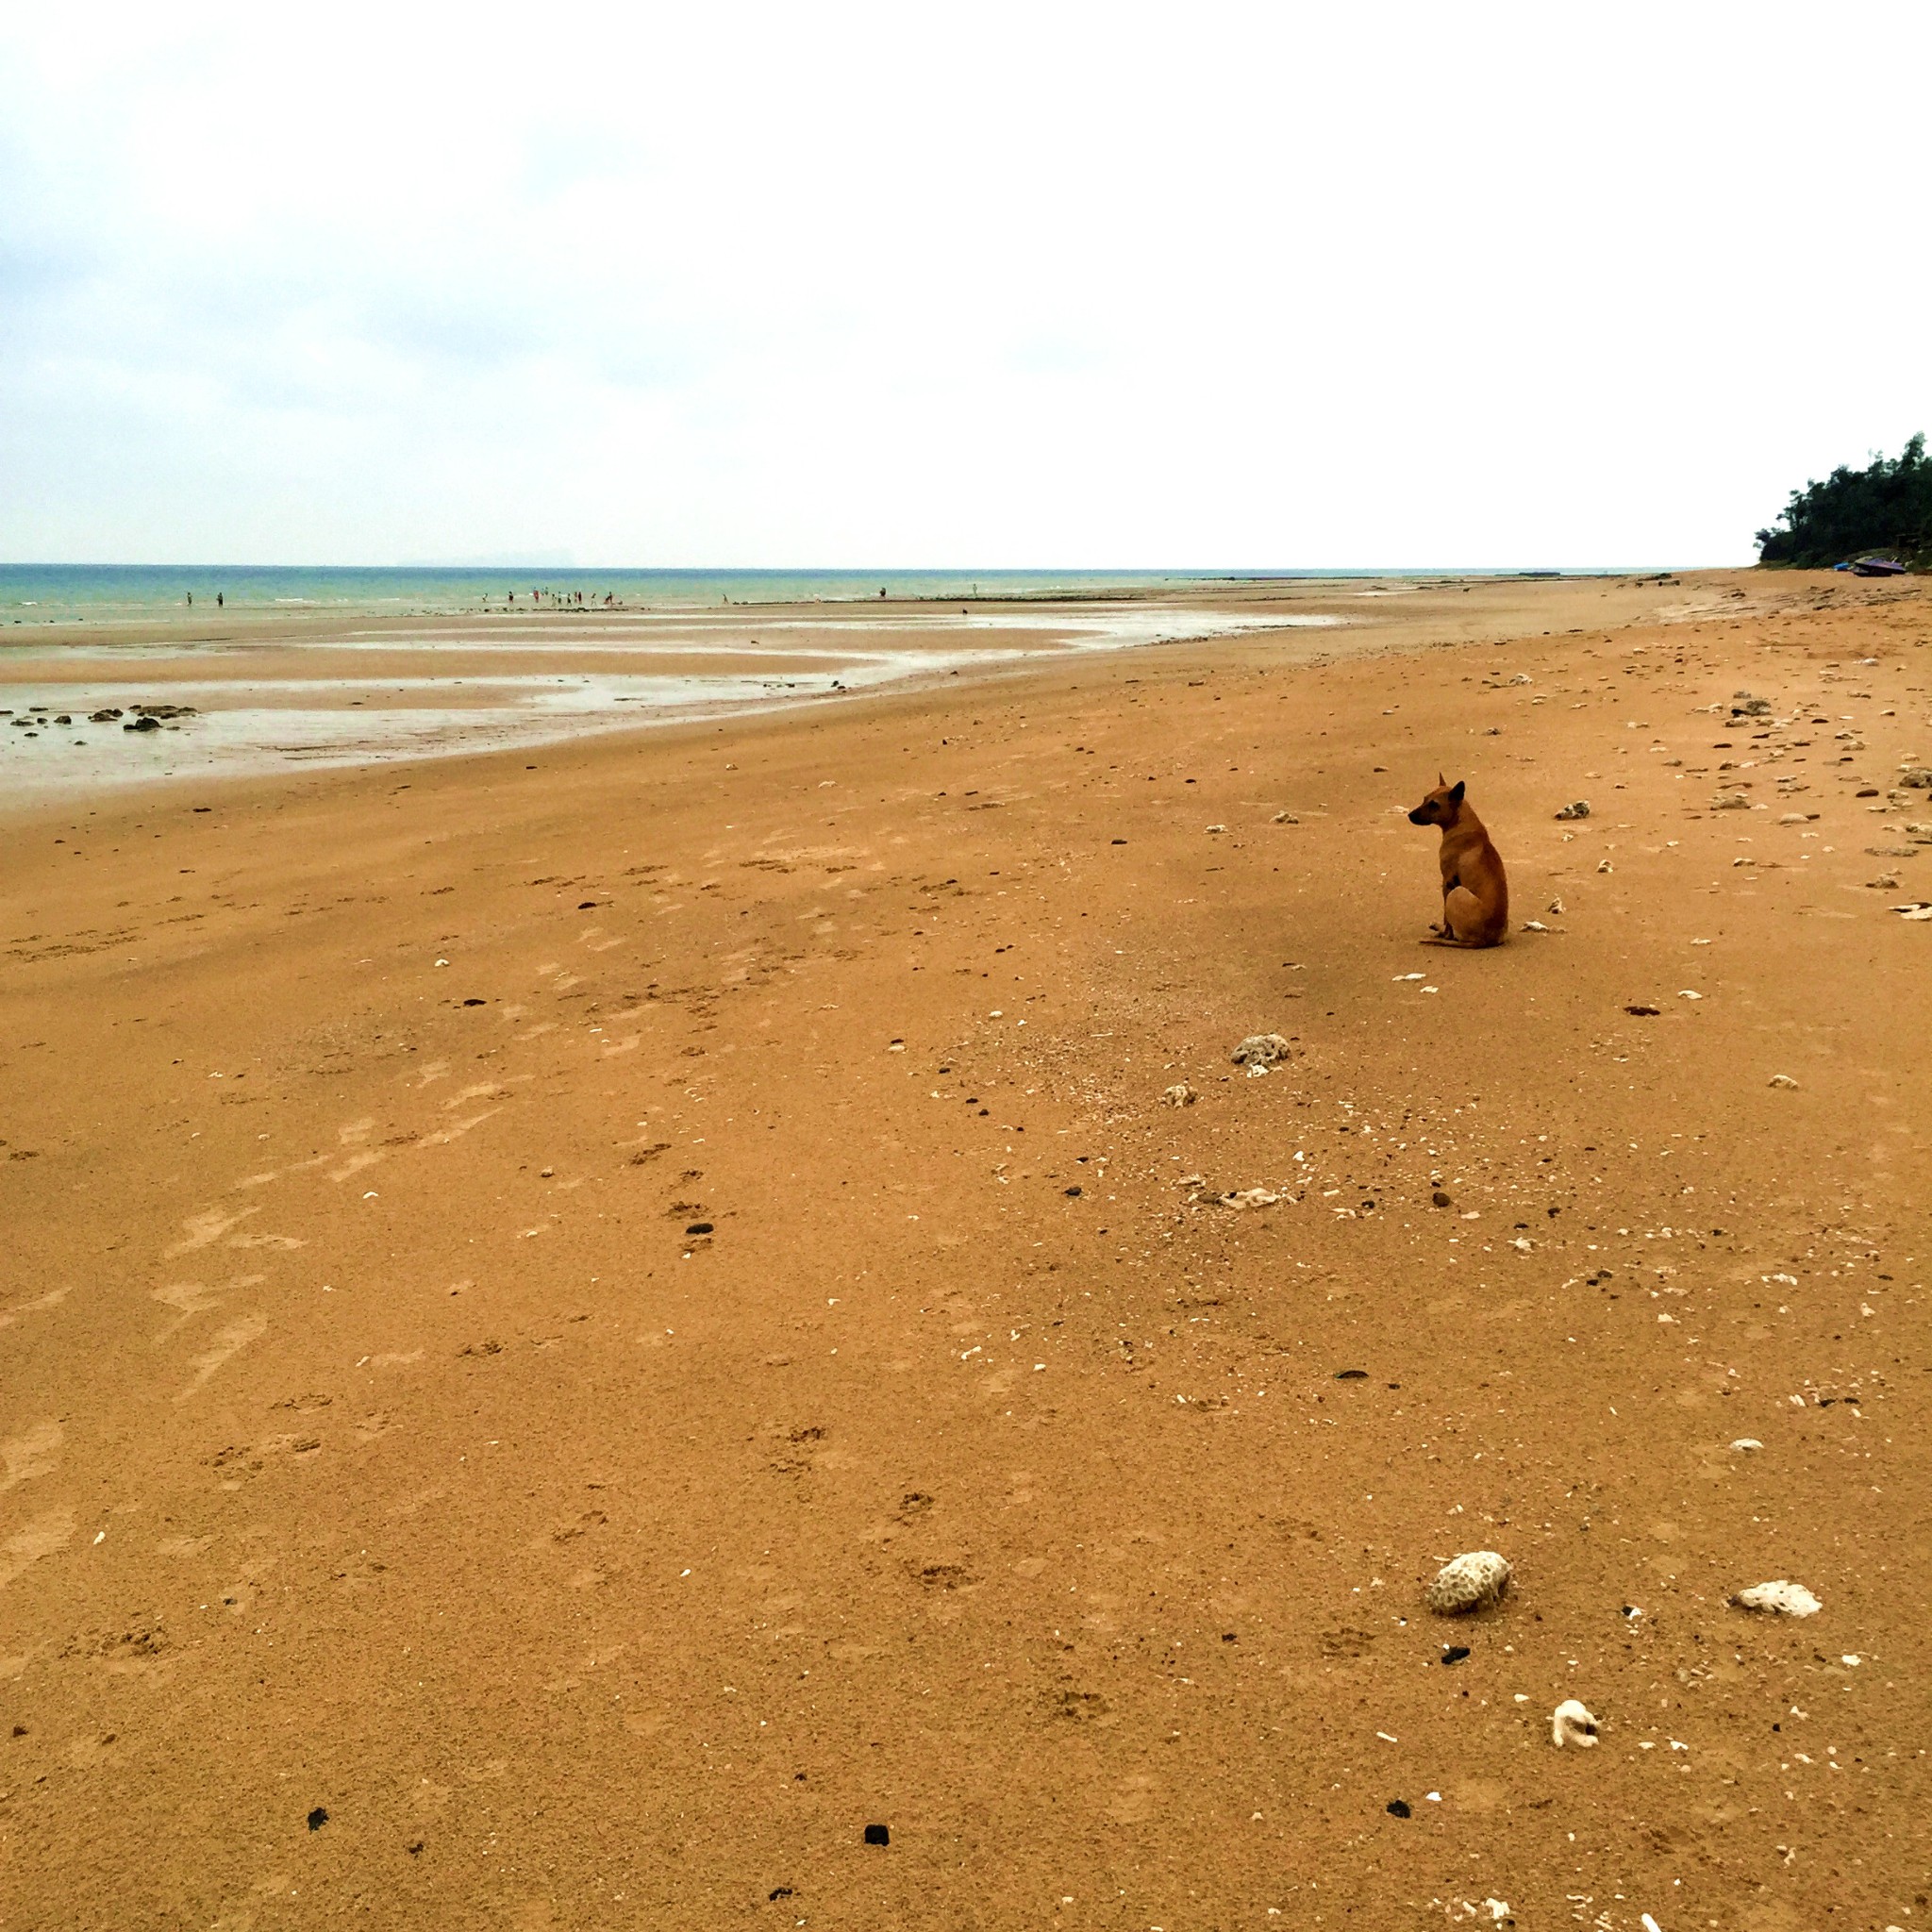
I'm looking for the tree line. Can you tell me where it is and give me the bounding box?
[1756,434,1931,568]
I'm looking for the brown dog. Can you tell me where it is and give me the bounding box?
[1407,775,1508,947]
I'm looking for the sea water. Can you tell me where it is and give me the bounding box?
[0,564,1229,625]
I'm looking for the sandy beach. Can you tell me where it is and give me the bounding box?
[3,568,1929,1930]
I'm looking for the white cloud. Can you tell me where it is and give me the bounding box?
[2,0,1927,564]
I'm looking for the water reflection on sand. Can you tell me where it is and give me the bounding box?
[0,603,1345,802]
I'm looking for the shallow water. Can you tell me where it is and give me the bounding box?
[0,603,1344,804]
[0,564,1241,625]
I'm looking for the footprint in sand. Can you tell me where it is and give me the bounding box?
[441,1082,508,1109]
[153,1274,266,1343]
[0,1287,69,1333]
[165,1205,259,1257]
[0,1507,75,1589]
[175,1311,268,1403]
[0,1422,62,1491]
[416,1111,498,1149]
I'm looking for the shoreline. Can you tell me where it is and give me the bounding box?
[0,570,1841,815]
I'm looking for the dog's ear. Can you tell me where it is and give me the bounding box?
[1448,779,1466,805]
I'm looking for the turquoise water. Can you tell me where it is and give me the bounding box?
[0,565,1230,624]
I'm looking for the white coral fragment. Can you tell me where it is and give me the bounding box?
[1732,1579,1821,1618]
[1229,1033,1293,1067]
[1424,1550,1511,1615]
[1551,1698,1598,1748]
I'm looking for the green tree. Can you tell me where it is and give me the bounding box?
[1756,435,1932,568]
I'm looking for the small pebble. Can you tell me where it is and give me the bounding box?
[1768,1074,1798,1089]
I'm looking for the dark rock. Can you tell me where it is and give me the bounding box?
[1432,1190,1453,1208]
[1624,1004,1661,1017]
[307,1807,329,1831]
[1334,1369,1367,1380]
[686,1222,713,1236]
[1064,1186,1082,1197]
[1441,1645,1471,1665]
[863,1824,890,1846]
[1387,1799,1411,1818]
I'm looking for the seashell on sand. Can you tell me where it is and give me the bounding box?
[1551,1698,1598,1748]
[1424,1550,1511,1615]
[1731,1579,1821,1618]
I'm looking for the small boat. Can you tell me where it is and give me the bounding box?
[1849,557,1907,576]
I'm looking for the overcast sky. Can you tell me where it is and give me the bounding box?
[3,2,1926,569]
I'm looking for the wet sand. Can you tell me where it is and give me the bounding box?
[3,568,1929,1929]
[0,573,1736,803]
[0,594,1350,802]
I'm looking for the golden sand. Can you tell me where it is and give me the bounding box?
[3,568,1927,1926]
